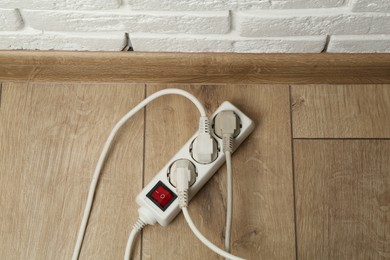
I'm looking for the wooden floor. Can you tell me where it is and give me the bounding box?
[0,82,389,260]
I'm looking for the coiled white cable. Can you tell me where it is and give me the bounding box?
[72,89,206,260]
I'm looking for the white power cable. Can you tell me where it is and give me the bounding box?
[124,219,146,260]
[225,151,233,254]
[182,207,244,260]
[173,160,244,260]
[72,89,207,260]
[214,111,238,258]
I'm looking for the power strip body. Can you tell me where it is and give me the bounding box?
[136,101,255,226]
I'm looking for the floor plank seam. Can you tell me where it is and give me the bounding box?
[140,84,147,260]
[0,82,2,109]
[289,85,299,260]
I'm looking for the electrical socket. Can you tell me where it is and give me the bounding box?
[136,101,255,226]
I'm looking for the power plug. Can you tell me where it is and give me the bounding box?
[135,101,254,226]
[190,135,218,164]
[168,159,197,189]
[214,111,241,139]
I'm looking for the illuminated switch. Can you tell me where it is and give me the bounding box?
[147,181,176,211]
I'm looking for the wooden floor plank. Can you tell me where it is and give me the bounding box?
[0,82,145,260]
[294,140,390,260]
[291,85,390,138]
[142,84,296,259]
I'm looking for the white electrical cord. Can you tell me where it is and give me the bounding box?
[72,89,207,260]
[124,219,146,260]
[225,151,233,254]
[214,111,238,258]
[173,160,244,260]
[182,207,244,260]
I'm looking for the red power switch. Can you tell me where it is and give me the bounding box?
[147,182,176,210]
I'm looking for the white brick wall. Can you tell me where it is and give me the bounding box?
[22,10,230,34]
[0,31,125,50]
[125,0,346,11]
[130,34,327,52]
[0,0,120,10]
[0,0,389,52]
[239,11,390,37]
[351,0,390,12]
[328,35,390,52]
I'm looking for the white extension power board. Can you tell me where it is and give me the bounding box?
[136,101,255,226]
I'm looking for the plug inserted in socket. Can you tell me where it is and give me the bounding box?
[136,101,254,227]
[190,136,218,164]
[213,111,241,139]
[168,159,197,188]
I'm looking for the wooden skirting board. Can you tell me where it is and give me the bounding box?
[1,51,390,84]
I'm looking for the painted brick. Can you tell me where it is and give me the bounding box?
[0,9,23,31]
[131,34,326,53]
[125,0,237,11]
[239,11,384,37]
[239,0,345,10]
[351,0,390,13]
[131,35,234,52]
[370,15,390,34]
[22,10,230,34]
[125,0,344,11]
[0,0,120,10]
[267,0,345,9]
[0,32,126,50]
[327,35,390,53]
[233,36,327,53]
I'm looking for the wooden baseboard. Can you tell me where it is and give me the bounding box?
[1,51,390,84]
